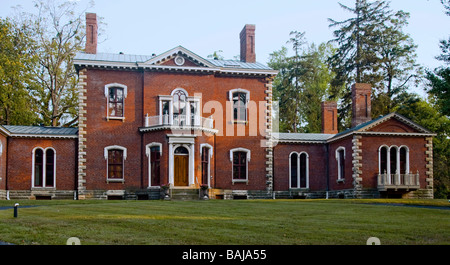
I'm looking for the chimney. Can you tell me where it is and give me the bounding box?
[240,24,256,63]
[351,83,372,127]
[85,13,98,54]
[321,101,338,134]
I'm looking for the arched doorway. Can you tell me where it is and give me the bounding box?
[174,146,189,186]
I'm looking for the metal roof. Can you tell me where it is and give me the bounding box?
[275,133,335,142]
[74,48,273,71]
[2,125,78,136]
[74,52,153,63]
[206,59,272,70]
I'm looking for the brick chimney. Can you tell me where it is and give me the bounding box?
[85,13,98,54]
[351,83,372,128]
[321,101,338,134]
[240,24,256,63]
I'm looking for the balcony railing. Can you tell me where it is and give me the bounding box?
[144,114,214,130]
[377,171,420,191]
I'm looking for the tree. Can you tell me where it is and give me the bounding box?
[14,0,94,127]
[426,0,450,117]
[0,18,40,125]
[328,0,421,128]
[394,95,450,198]
[268,33,335,133]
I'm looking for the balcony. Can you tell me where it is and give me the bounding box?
[377,172,420,191]
[143,114,214,131]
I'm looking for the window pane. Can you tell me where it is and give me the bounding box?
[300,153,307,188]
[46,149,54,187]
[400,147,407,174]
[35,149,43,187]
[108,149,123,179]
[380,147,387,174]
[290,153,298,188]
[390,148,397,174]
[232,151,247,180]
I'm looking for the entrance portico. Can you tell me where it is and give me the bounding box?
[168,134,196,187]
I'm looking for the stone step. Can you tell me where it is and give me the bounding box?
[170,188,200,201]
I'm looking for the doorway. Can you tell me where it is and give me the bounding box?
[174,146,189,186]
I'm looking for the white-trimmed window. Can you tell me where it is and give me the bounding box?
[200,143,213,187]
[158,88,200,126]
[289,151,309,189]
[146,142,162,187]
[379,145,410,179]
[0,141,3,156]
[32,147,56,188]
[229,88,250,122]
[230,148,251,183]
[336,146,346,182]
[105,83,127,120]
[104,145,127,182]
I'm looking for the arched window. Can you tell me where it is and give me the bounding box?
[336,147,346,181]
[378,145,410,184]
[105,83,127,119]
[173,89,187,126]
[146,143,162,187]
[104,145,127,182]
[229,88,250,122]
[379,146,388,175]
[33,147,56,188]
[290,152,309,188]
[200,143,213,187]
[290,153,298,188]
[399,146,409,174]
[230,148,251,183]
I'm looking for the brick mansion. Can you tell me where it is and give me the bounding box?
[0,13,436,200]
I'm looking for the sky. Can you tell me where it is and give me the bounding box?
[1,0,449,72]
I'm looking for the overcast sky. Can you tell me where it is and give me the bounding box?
[1,0,448,71]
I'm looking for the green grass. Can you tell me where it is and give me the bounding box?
[0,199,448,245]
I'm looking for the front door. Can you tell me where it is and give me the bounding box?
[174,147,189,186]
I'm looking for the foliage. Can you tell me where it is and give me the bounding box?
[394,95,450,198]
[0,18,40,125]
[328,0,422,128]
[268,34,335,133]
[13,0,93,127]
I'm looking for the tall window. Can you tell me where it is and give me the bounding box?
[336,147,345,181]
[108,87,124,117]
[173,89,187,126]
[150,146,161,186]
[108,149,123,179]
[290,152,309,188]
[233,92,247,121]
[105,83,127,119]
[33,148,55,188]
[379,146,388,174]
[201,147,209,185]
[105,145,127,182]
[229,89,249,122]
[230,148,250,182]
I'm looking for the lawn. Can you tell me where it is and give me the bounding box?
[0,199,448,245]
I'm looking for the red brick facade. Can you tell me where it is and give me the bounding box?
[0,14,435,200]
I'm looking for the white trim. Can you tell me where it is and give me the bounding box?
[104,145,127,182]
[289,151,309,189]
[0,141,2,156]
[379,145,410,184]
[31,147,56,188]
[200,143,213,188]
[168,135,196,187]
[200,143,213,157]
[142,46,216,68]
[229,88,250,122]
[335,146,346,181]
[146,142,162,188]
[105,83,128,120]
[230,148,251,183]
